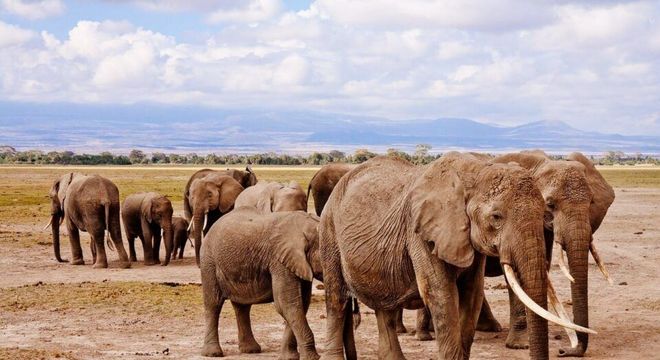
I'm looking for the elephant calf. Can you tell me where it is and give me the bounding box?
[235,181,308,212]
[170,216,190,260]
[200,208,322,359]
[121,192,174,266]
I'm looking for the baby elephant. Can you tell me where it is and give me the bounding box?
[170,216,190,260]
[121,192,174,266]
[200,207,322,359]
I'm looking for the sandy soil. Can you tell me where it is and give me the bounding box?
[0,187,659,359]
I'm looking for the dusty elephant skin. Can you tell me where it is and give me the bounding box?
[183,167,257,219]
[46,173,130,269]
[319,152,564,360]
[199,207,323,359]
[184,173,244,266]
[235,181,308,212]
[170,216,190,260]
[121,192,175,266]
[307,163,352,216]
[474,151,615,356]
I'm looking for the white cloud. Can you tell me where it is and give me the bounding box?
[0,20,34,47]
[207,0,282,24]
[1,0,64,20]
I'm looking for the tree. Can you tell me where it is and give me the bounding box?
[151,152,169,164]
[413,144,432,164]
[129,149,146,164]
[329,150,346,162]
[352,148,376,163]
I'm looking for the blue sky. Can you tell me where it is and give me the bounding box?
[1,0,659,136]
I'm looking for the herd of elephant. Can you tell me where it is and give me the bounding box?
[44,150,616,360]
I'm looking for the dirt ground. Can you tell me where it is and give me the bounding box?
[1,183,659,359]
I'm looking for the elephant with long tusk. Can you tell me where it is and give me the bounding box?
[319,152,593,360]
[472,150,614,357]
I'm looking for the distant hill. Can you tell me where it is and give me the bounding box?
[0,102,657,154]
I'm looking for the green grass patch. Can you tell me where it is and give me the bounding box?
[599,168,660,188]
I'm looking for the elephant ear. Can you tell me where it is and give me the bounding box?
[256,183,277,212]
[141,195,153,223]
[568,152,615,231]
[218,177,245,213]
[271,215,314,281]
[493,152,547,171]
[52,173,74,210]
[410,162,474,268]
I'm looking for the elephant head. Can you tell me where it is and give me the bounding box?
[188,174,244,265]
[143,194,174,266]
[495,151,614,356]
[45,172,82,262]
[410,152,592,359]
[272,212,322,282]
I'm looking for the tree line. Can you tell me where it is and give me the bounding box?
[0,145,657,166]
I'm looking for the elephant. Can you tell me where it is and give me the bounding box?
[200,207,323,359]
[307,163,352,216]
[235,181,308,212]
[183,167,257,221]
[187,173,244,266]
[170,216,190,260]
[471,151,614,357]
[319,152,593,360]
[45,173,130,269]
[121,192,174,266]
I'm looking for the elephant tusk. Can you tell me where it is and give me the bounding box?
[187,221,194,232]
[557,249,575,283]
[503,264,597,335]
[59,216,65,225]
[590,243,614,285]
[203,213,208,231]
[547,274,578,348]
[42,218,53,231]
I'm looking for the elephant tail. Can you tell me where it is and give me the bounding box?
[352,297,361,329]
[104,202,115,252]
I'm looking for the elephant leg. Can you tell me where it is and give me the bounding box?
[179,241,185,259]
[231,302,261,354]
[457,254,485,357]
[128,234,137,262]
[141,226,156,266]
[201,265,224,357]
[476,296,503,332]
[67,222,84,265]
[375,309,405,360]
[152,226,162,265]
[395,308,407,334]
[90,239,97,265]
[415,307,433,341]
[272,272,319,360]
[505,284,529,349]
[92,231,108,269]
[280,280,313,359]
[322,263,353,359]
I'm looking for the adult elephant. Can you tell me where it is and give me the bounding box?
[235,181,307,212]
[183,167,257,221]
[45,173,130,268]
[187,173,244,266]
[200,208,323,358]
[121,192,174,266]
[474,151,614,357]
[320,153,593,360]
[307,163,352,216]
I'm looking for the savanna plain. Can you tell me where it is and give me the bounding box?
[0,165,659,359]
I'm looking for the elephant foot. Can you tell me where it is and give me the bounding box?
[144,259,158,266]
[71,258,85,266]
[130,256,137,262]
[279,349,300,360]
[505,328,529,349]
[119,261,131,269]
[201,343,224,357]
[416,330,433,341]
[396,323,408,334]
[558,344,586,357]
[476,317,503,332]
[239,340,261,354]
[93,261,109,269]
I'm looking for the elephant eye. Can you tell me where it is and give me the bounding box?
[489,211,504,229]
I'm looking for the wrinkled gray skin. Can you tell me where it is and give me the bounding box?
[170,216,190,260]
[200,208,323,359]
[235,181,308,212]
[187,174,244,266]
[320,153,550,359]
[121,192,174,266]
[47,173,130,269]
[183,167,257,220]
[471,151,614,357]
[307,163,352,216]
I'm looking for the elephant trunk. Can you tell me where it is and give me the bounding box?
[559,212,592,356]
[192,209,206,266]
[51,214,67,263]
[511,226,549,360]
[161,219,174,266]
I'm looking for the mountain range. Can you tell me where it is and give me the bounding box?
[1,102,658,154]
